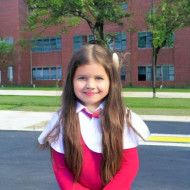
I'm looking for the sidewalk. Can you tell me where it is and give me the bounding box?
[0,90,62,96]
[122,91,190,98]
[0,110,189,131]
[0,110,53,131]
[1,90,190,98]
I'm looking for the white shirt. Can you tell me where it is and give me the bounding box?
[38,102,150,154]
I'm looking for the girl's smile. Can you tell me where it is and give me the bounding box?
[73,62,110,112]
[84,92,98,96]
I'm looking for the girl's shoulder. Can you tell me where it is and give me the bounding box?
[38,111,63,151]
[123,108,150,149]
[129,109,150,141]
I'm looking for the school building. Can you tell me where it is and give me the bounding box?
[0,0,190,87]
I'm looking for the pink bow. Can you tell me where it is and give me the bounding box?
[82,108,102,118]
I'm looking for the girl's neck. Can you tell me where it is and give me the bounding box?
[79,101,102,113]
[85,106,99,113]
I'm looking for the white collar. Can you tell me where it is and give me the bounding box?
[76,101,105,114]
[39,105,150,154]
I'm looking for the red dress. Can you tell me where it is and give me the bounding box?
[38,103,149,189]
[51,137,139,190]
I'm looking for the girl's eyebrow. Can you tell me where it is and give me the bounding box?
[95,75,104,77]
[76,74,88,76]
[76,74,105,76]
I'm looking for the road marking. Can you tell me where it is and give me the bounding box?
[148,134,190,143]
[139,133,190,147]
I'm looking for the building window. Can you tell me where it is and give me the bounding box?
[120,67,126,81]
[138,66,152,81]
[138,32,153,48]
[138,32,174,49]
[4,37,14,44]
[73,33,126,52]
[7,66,13,82]
[73,35,88,52]
[138,65,174,81]
[107,33,127,51]
[115,33,127,51]
[31,37,62,52]
[73,35,97,52]
[32,67,62,80]
[121,3,128,11]
[156,65,174,81]
[88,35,96,44]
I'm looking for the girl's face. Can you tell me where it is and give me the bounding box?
[73,62,110,112]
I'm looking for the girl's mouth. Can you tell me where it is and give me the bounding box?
[84,92,97,96]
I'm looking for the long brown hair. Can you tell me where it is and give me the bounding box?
[61,44,126,185]
[44,44,136,186]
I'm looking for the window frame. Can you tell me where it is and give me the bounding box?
[31,37,62,52]
[120,66,126,81]
[138,32,153,49]
[7,66,14,82]
[73,33,127,52]
[32,66,62,80]
[138,65,174,81]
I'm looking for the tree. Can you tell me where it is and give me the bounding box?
[0,39,16,69]
[147,0,190,98]
[25,0,130,45]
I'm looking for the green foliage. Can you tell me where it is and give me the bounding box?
[0,39,16,69]
[25,0,130,45]
[147,0,190,53]
[146,0,190,97]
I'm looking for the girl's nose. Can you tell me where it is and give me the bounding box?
[86,79,95,89]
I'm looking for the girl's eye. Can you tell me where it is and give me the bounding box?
[96,77,103,80]
[78,77,86,80]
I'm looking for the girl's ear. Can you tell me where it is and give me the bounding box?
[112,53,119,69]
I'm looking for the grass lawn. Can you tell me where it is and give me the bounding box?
[124,97,190,116]
[0,95,190,116]
[122,87,190,92]
[0,95,61,111]
[1,86,190,92]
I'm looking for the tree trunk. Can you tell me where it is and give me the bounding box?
[152,49,156,98]
[98,23,104,41]
[94,22,105,45]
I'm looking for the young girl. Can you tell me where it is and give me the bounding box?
[38,44,150,190]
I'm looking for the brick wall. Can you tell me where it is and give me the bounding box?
[0,0,189,87]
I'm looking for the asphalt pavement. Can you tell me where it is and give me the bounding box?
[0,130,189,190]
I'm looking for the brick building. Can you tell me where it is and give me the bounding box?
[0,0,190,87]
